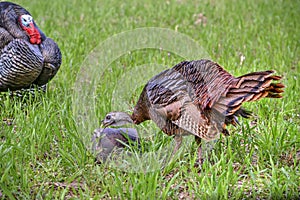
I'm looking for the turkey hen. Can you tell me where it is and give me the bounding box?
[92,127,139,162]
[0,2,61,92]
[102,59,284,163]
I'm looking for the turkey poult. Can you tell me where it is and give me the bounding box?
[0,2,61,92]
[91,128,139,162]
[102,59,284,163]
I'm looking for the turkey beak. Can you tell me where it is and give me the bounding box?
[28,22,35,30]
[101,119,105,127]
[101,119,113,128]
[22,21,35,32]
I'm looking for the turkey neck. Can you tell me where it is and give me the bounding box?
[132,86,151,124]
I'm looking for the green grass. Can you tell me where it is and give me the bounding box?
[1,0,299,199]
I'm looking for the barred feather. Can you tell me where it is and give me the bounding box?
[0,2,61,94]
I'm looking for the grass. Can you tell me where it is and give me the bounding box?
[0,0,299,199]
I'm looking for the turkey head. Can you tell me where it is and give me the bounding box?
[18,14,41,44]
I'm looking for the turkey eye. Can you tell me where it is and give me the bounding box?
[20,15,33,27]
[106,115,111,120]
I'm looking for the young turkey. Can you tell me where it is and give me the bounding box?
[102,59,284,163]
[91,127,140,162]
[0,2,61,92]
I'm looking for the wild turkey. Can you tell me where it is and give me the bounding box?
[0,2,61,92]
[102,59,284,163]
[91,127,139,162]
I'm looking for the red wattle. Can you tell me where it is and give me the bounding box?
[21,22,41,45]
[29,29,41,45]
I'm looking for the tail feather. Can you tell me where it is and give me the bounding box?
[238,79,273,88]
[211,70,284,134]
[224,108,252,127]
[266,83,285,94]
[226,71,283,103]
[251,92,267,101]
[269,75,282,80]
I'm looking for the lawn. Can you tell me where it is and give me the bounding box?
[0,0,299,199]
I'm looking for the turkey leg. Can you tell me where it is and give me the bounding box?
[172,135,182,156]
[195,136,203,164]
